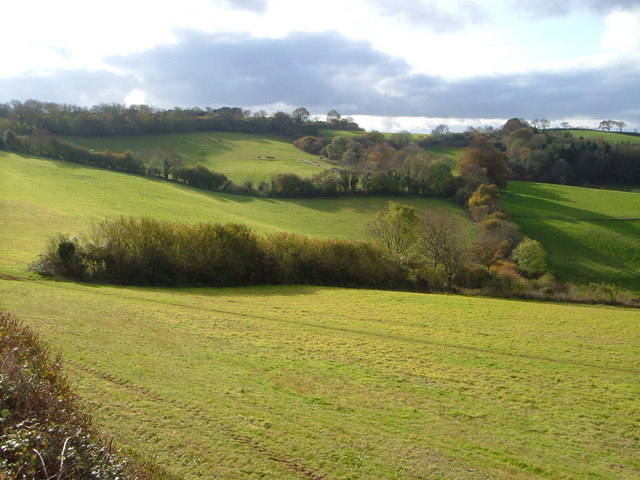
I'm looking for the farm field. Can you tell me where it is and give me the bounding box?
[1,149,639,479]
[0,151,467,276]
[566,129,640,144]
[1,278,638,479]
[63,132,335,184]
[502,181,640,292]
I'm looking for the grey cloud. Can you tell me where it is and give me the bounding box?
[108,30,408,111]
[368,65,640,122]
[1,31,638,126]
[365,0,488,32]
[0,70,136,105]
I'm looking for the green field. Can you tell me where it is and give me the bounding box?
[502,181,640,292]
[2,150,639,479]
[566,129,640,144]
[1,278,638,479]
[0,151,466,275]
[63,132,335,184]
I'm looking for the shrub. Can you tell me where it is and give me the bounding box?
[0,310,142,479]
[512,237,547,278]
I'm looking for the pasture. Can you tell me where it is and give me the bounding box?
[62,132,335,184]
[566,129,640,144]
[0,151,466,275]
[1,150,639,479]
[502,181,640,292]
[0,278,638,479]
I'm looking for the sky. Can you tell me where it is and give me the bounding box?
[2,0,639,132]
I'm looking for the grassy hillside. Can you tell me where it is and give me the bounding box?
[502,181,640,292]
[1,278,638,479]
[63,132,335,184]
[0,151,466,276]
[566,129,640,144]
[1,151,639,479]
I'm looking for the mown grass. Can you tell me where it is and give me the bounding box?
[0,278,638,479]
[63,132,335,184]
[0,151,466,276]
[502,181,640,292]
[566,129,640,144]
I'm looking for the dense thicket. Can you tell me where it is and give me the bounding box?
[0,100,361,138]
[0,310,150,479]
[31,217,409,290]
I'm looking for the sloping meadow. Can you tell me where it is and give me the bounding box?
[0,278,638,479]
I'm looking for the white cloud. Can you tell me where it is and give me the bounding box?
[601,8,640,52]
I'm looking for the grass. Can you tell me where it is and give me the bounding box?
[62,132,335,184]
[0,278,638,479]
[317,129,364,138]
[2,149,639,478]
[424,145,465,170]
[565,129,640,144]
[502,181,640,292]
[0,151,467,276]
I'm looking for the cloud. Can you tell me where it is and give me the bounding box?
[219,0,269,13]
[107,30,408,111]
[0,70,136,106]
[367,63,640,122]
[364,0,488,32]
[1,31,637,127]
[511,0,640,17]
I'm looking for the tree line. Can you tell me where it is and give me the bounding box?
[0,100,361,138]
[501,118,640,185]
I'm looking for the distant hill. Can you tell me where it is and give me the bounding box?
[63,132,336,184]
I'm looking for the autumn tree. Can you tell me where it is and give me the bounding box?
[457,135,510,188]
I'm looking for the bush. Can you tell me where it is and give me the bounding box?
[32,217,409,290]
[0,310,142,479]
[512,237,547,278]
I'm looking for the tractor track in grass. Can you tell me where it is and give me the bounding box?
[44,280,640,376]
[69,360,326,480]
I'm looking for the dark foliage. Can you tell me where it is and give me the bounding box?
[0,100,361,139]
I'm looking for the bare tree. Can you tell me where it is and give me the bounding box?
[418,210,469,292]
[614,120,627,132]
[560,121,570,129]
[599,120,613,132]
